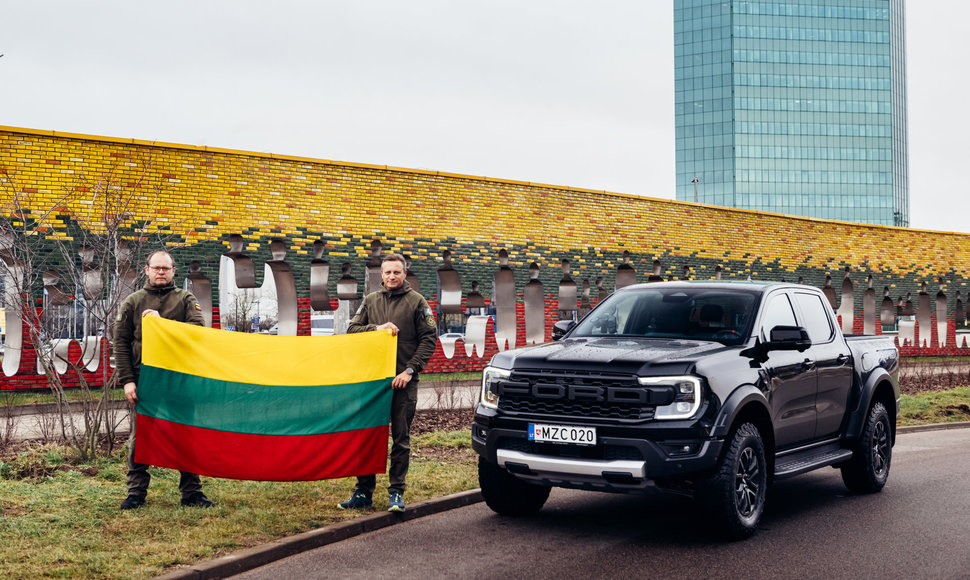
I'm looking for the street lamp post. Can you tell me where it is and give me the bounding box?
[691,177,699,203]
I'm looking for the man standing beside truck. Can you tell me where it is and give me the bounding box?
[339,253,437,513]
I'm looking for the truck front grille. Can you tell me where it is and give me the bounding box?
[496,369,672,422]
[499,398,653,420]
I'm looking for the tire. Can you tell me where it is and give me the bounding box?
[697,422,767,540]
[841,401,892,494]
[478,456,551,516]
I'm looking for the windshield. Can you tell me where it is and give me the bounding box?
[570,286,758,346]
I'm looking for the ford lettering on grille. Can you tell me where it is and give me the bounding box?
[500,375,674,404]
[496,370,676,421]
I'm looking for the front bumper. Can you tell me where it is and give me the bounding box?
[472,408,724,493]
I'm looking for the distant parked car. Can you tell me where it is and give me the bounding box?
[311,314,335,336]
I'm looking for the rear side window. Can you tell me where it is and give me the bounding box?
[794,292,835,343]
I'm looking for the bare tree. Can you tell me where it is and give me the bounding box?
[221,283,279,333]
[0,148,183,459]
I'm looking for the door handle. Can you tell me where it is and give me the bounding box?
[836,354,849,365]
[801,358,815,371]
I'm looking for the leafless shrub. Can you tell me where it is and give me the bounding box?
[0,392,22,450]
[30,406,59,443]
[427,377,478,410]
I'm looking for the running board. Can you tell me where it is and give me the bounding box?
[774,447,853,479]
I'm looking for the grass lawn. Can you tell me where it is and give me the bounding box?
[898,386,970,426]
[0,431,477,579]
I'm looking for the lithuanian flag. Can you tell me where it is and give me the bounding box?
[133,316,396,481]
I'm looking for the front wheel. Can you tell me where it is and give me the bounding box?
[841,401,892,494]
[478,456,551,516]
[697,422,767,540]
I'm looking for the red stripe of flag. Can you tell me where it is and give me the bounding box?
[135,415,389,481]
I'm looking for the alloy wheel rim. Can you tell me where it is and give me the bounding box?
[871,420,889,475]
[734,446,762,518]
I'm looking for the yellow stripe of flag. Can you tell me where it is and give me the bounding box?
[142,316,397,387]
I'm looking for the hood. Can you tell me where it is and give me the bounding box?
[491,336,731,376]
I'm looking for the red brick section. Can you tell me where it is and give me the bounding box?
[2,299,967,391]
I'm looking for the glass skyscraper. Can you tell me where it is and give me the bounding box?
[674,1,909,226]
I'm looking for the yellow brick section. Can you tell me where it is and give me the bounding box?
[1,125,968,281]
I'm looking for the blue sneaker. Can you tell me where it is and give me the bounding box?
[338,490,373,510]
[388,491,405,513]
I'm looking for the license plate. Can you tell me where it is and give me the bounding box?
[528,423,597,446]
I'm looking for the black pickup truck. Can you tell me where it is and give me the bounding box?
[472,281,899,538]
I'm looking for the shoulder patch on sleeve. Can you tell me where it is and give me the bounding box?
[425,315,436,328]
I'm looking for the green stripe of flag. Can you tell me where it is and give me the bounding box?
[137,365,392,436]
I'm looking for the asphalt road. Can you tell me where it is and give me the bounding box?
[233,428,970,580]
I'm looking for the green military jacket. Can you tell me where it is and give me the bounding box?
[347,282,438,375]
[114,281,205,385]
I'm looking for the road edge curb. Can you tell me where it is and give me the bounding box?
[154,488,484,580]
[896,420,970,434]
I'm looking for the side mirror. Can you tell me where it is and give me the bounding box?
[552,319,576,341]
[767,325,812,352]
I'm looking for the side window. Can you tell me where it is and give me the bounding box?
[794,292,835,343]
[760,293,797,339]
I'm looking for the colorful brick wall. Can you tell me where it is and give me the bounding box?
[3,125,970,389]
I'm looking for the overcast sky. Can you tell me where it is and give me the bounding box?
[1,1,966,234]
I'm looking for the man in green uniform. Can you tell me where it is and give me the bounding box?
[115,250,214,510]
[339,253,437,512]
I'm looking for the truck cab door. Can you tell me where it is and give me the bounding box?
[792,291,854,439]
[759,292,818,450]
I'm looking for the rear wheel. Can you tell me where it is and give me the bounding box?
[841,402,892,493]
[478,456,551,516]
[697,422,767,540]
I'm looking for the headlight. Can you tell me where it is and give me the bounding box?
[638,376,702,420]
[480,366,509,410]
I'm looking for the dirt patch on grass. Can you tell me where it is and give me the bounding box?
[943,404,970,418]
[411,408,475,436]
[0,502,29,517]
[413,445,475,462]
[411,408,476,463]
[900,361,970,394]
